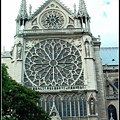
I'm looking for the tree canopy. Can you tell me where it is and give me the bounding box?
[2,63,51,120]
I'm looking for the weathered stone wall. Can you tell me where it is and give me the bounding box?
[93,45,107,120]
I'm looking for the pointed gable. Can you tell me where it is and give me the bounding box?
[28,0,75,29]
[49,102,62,120]
[30,0,74,20]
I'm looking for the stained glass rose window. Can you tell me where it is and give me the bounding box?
[40,10,65,29]
[25,39,82,86]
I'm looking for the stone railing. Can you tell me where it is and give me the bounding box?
[18,28,89,35]
[30,85,86,92]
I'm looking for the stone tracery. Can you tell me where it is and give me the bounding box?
[25,39,83,87]
[40,10,65,29]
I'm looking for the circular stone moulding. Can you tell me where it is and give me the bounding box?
[40,10,65,29]
[25,39,82,86]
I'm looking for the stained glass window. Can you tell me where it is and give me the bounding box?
[40,10,65,29]
[25,39,82,87]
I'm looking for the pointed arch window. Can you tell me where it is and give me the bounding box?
[80,96,87,116]
[63,96,70,116]
[40,99,45,111]
[108,105,117,120]
[46,95,53,114]
[71,95,79,116]
[55,95,62,117]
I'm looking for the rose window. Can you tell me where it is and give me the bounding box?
[25,39,83,87]
[40,10,65,29]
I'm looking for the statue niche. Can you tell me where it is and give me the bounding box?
[17,43,22,59]
[85,41,90,57]
[89,97,95,115]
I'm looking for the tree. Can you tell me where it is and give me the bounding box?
[2,63,51,120]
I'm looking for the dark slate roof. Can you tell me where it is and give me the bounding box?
[1,51,12,58]
[100,47,119,65]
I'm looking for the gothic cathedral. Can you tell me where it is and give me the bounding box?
[2,0,118,120]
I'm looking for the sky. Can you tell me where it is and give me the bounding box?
[1,0,119,52]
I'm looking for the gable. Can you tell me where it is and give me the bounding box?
[30,0,74,29]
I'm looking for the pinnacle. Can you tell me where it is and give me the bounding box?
[17,0,28,19]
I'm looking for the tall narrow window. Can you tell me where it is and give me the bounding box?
[67,101,70,116]
[63,96,70,117]
[80,96,87,116]
[40,100,45,111]
[71,95,78,116]
[46,95,53,114]
[55,96,62,117]
[63,101,67,116]
[108,105,117,120]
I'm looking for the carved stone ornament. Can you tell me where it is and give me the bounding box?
[40,10,65,29]
[25,39,40,52]
[69,38,82,51]
[17,43,22,59]
[85,41,90,57]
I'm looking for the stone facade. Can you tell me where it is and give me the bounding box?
[1,0,118,120]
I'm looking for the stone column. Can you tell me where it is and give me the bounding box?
[61,100,63,117]
[85,17,88,30]
[78,100,80,116]
[70,100,72,117]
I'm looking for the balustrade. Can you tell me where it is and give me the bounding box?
[18,28,89,35]
[31,85,86,91]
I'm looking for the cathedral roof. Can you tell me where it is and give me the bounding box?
[100,47,119,65]
[1,51,12,58]
[30,0,74,20]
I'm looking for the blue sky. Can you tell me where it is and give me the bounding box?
[1,0,118,51]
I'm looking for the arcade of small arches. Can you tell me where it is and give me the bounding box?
[39,93,96,117]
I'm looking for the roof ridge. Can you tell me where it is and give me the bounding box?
[100,47,118,49]
[30,0,74,19]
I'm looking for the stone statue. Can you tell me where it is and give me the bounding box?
[110,113,114,120]
[90,98,95,115]
[17,43,22,59]
[85,41,90,57]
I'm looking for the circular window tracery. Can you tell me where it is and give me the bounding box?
[25,39,82,86]
[40,10,65,29]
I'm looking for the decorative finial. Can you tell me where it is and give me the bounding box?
[98,35,101,41]
[17,0,28,20]
[79,0,81,11]
[29,4,32,16]
[74,3,76,16]
[3,46,5,52]
[78,0,88,14]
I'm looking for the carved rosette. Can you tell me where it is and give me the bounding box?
[40,10,65,29]
[25,39,40,53]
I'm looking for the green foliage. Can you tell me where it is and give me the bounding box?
[2,63,51,120]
